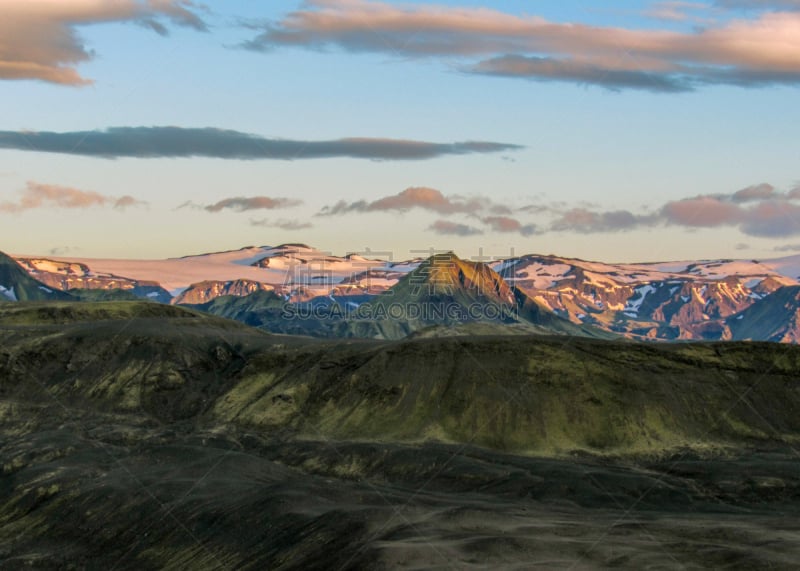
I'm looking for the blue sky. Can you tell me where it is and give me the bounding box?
[1,0,799,262]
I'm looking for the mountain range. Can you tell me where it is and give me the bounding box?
[3,253,800,567]
[6,243,800,342]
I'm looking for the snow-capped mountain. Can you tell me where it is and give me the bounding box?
[10,243,800,342]
[172,279,275,305]
[15,257,171,303]
[0,251,73,302]
[490,254,798,340]
[22,244,387,298]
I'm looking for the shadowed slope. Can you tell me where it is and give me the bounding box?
[725,285,800,342]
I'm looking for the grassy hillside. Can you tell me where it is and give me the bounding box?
[66,287,143,302]
[2,301,798,455]
[0,299,217,324]
[216,336,800,454]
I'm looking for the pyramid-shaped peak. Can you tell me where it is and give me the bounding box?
[417,251,494,280]
[429,250,458,260]
[394,252,515,305]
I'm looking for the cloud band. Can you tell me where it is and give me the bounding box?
[0,127,522,161]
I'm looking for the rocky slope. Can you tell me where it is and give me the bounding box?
[495,254,797,341]
[171,278,275,305]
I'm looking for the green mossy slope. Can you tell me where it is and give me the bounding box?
[3,303,797,455]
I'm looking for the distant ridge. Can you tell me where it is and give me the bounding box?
[275,243,312,250]
[171,245,261,259]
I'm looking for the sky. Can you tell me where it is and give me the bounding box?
[1,0,799,263]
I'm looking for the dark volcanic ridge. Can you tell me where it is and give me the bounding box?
[2,302,800,569]
[3,300,799,454]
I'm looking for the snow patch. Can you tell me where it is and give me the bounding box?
[624,284,656,315]
[692,286,707,304]
[490,259,519,275]
[0,285,17,301]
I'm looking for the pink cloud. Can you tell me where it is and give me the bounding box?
[545,183,800,237]
[0,1,206,85]
[660,196,743,226]
[731,183,776,202]
[370,187,458,212]
[482,215,537,236]
[248,0,800,91]
[113,195,147,210]
[319,187,508,216]
[659,186,800,234]
[740,199,800,236]
[0,181,146,212]
[550,208,651,233]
